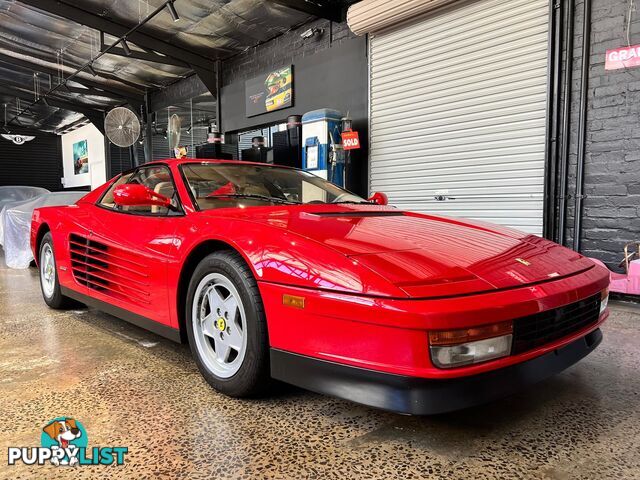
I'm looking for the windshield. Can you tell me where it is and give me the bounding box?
[181,163,368,210]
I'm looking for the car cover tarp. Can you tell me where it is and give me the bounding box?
[2,192,85,269]
[0,186,50,245]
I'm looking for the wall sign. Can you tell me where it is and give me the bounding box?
[341,130,360,150]
[1,133,35,145]
[605,44,640,70]
[245,66,293,117]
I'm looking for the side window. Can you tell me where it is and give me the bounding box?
[125,166,177,215]
[99,173,133,209]
[98,166,177,216]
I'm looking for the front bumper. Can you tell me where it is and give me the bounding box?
[271,328,603,415]
[259,265,609,379]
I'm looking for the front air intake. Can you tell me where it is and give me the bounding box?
[511,294,601,355]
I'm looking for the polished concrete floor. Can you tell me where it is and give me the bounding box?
[0,260,639,480]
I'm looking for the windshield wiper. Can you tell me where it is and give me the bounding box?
[207,194,301,205]
[332,200,375,205]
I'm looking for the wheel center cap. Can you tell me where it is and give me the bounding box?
[216,317,226,331]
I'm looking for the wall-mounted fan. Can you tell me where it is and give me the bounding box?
[104,107,141,147]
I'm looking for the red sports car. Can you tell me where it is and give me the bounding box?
[31,159,610,414]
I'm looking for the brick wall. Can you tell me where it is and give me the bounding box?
[565,0,640,270]
[222,19,359,87]
[218,18,368,194]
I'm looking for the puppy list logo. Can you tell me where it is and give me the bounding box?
[7,417,127,467]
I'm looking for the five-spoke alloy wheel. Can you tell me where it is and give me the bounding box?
[38,232,76,309]
[186,250,270,397]
[192,273,247,378]
[40,242,56,300]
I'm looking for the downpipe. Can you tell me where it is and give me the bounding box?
[543,0,563,240]
[558,0,575,246]
[573,0,591,252]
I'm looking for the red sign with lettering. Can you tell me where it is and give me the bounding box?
[341,130,360,150]
[605,44,640,70]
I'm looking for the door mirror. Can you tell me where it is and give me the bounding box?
[113,184,172,209]
[368,192,388,206]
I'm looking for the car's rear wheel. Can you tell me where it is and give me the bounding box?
[186,250,270,397]
[39,232,76,309]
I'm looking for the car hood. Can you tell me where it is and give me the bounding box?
[207,205,594,298]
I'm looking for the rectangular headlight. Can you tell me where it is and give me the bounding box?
[429,321,513,369]
[600,288,609,315]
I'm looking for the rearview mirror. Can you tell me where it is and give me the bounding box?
[368,192,388,206]
[113,184,173,210]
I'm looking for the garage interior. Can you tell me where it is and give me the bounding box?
[1,0,639,478]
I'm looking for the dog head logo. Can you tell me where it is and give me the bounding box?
[40,417,88,466]
[42,418,82,449]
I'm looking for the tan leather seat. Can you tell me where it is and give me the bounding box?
[152,181,174,213]
[242,184,270,196]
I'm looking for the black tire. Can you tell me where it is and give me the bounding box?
[38,232,77,309]
[185,250,270,397]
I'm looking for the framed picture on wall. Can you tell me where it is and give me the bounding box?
[73,139,89,175]
[245,65,293,117]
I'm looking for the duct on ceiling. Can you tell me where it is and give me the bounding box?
[347,0,457,35]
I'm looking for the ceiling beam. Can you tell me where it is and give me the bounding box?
[0,38,145,92]
[102,46,190,68]
[98,32,190,69]
[0,76,117,106]
[149,72,213,111]
[18,0,216,71]
[56,117,91,135]
[0,85,101,115]
[0,53,143,104]
[0,85,105,133]
[60,85,121,99]
[269,0,345,22]
[34,108,63,129]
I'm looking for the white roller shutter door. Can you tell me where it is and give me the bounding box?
[369,0,549,235]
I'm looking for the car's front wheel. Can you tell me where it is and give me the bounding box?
[185,250,270,397]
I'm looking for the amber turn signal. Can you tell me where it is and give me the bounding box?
[429,321,513,346]
[282,294,305,309]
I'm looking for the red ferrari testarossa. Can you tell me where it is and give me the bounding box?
[31,159,609,414]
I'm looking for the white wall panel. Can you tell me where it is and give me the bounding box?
[61,123,106,190]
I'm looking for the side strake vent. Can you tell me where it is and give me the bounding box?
[69,233,150,305]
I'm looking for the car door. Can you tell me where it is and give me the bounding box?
[84,165,181,328]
